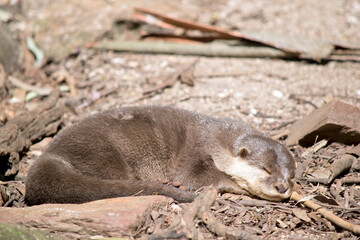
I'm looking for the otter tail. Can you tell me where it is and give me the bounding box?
[25,154,195,205]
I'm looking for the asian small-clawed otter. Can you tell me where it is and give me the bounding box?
[25,106,295,205]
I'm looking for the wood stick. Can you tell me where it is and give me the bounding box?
[8,76,52,95]
[290,191,360,235]
[133,7,337,61]
[94,40,296,59]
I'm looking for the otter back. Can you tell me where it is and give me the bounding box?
[25,106,295,205]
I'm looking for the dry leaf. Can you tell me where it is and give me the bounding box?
[313,194,339,206]
[295,194,316,204]
[292,208,311,223]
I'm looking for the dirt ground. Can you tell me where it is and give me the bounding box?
[1,0,360,239]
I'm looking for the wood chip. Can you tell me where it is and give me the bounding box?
[328,154,356,184]
[276,219,288,228]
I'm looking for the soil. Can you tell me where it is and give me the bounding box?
[1,0,360,239]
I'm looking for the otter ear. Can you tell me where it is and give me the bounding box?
[238,147,251,158]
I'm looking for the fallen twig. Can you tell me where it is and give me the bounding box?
[301,139,328,158]
[270,120,297,131]
[8,76,52,96]
[291,191,360,235]
[50,70,77,96]
[134,7,337,61]
[289,94,318,109]
[240,110,282,119]
[179,95,211,102]
[94,40,296,59]
[296,177,328,184]
[341,177,360,184]
[217,199,291,212]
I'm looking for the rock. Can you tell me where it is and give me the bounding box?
[0,196,170,239]
[285,100,360,147]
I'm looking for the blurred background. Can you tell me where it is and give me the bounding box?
[0,0,360,239]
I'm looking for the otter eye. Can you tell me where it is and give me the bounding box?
[238,147,250,158]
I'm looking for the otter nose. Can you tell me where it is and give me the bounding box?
[274,183,288,194]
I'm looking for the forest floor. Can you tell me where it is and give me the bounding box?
[1,0,360,239]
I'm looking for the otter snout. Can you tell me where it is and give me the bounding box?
[269,178,293,200]
[274,183,288,194]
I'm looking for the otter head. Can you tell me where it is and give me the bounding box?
[213,133,295,201]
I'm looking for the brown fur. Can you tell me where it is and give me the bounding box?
[25,106,295,205]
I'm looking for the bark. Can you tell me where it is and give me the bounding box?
[0,90,64,180]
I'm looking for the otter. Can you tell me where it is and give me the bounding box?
[25,106,295,205]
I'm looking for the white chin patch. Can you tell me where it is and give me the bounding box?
[215,157,287,200]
